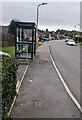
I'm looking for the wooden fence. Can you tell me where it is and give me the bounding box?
[0,28,15,47]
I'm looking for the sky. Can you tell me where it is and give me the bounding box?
[0,1,81,31]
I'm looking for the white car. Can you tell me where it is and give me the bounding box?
[67,39,76,46]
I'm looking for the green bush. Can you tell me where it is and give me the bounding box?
[2,56,18,119]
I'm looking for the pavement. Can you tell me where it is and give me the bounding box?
[11,42,80,118]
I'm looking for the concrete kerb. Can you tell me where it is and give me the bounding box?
[8,65,29,116]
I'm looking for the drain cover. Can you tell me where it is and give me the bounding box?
[34,100,42,107]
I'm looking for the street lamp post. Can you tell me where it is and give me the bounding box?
[36,2,47,29]
[36,3,47,43]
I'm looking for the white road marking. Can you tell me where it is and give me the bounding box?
[50,54,82,113]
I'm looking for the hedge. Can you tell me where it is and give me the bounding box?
[1,56,18,119]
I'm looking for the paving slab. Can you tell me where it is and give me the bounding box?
[17,65,28,81]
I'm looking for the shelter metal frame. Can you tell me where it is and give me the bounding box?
[14,22,36,60]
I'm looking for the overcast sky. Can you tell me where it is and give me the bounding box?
[1,1,81,31]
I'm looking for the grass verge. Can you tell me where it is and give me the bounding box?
[0,43,42,56]
[77,42,82,46]
[0,46,15,57]
[0,42,42,60]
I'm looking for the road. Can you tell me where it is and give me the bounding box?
[50,40,80,103]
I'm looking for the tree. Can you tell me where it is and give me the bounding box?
[8,19,21,35]
[8,20,16,35]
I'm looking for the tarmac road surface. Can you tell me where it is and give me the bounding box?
[50,40,80,103]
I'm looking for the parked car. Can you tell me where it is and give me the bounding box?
[67,39,76,46]
[39,36,49,41]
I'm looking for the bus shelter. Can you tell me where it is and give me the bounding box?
[14,21,36,60]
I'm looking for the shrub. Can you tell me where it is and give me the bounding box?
[1,56,18,119]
